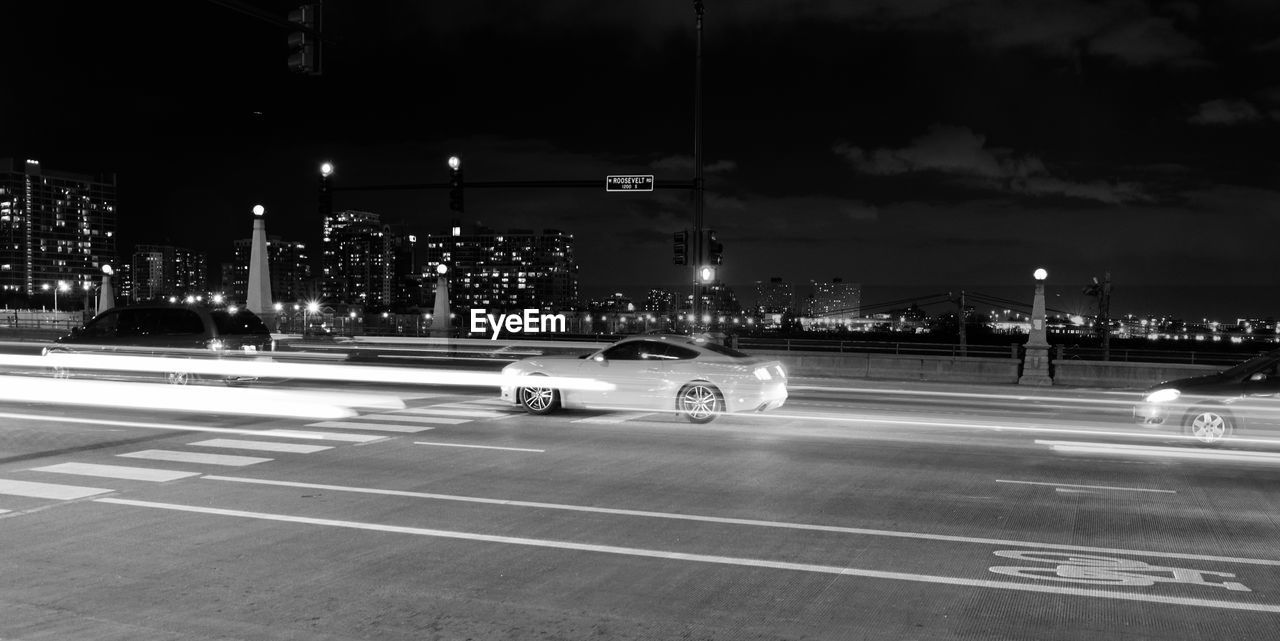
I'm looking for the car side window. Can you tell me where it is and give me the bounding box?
[158,309,205,335]
[601,342,645,360]
[660,344,700,360]
[82,312,119,338]
[115,309,151,337]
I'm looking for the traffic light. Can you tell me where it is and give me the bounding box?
[287,4,321,75]
[706,229,724,265]
[448,159,464,213]
[673,230,688,265]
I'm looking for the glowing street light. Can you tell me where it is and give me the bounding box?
[252,204,265,217]
[320,161,334,177]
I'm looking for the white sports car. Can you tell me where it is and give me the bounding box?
[500,334,788,423]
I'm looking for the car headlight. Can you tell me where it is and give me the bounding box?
[1144,388,1181,403]
[753,367,772,381]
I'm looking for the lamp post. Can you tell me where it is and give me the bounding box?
[1018,267,1053,386]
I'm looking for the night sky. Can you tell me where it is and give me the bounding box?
[5,0,1280,319]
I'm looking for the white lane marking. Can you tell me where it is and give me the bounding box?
[1037,440,1280,463]
[259,429,384,443]
[0,412,382,442]
[571,412,655,424]
[1055,488,1098,495]
[95,497,1280,614]
[31,463,199,482]
[0,479,113,500]
[413,441,544,453]
[201,475,1280,568]
[0,509,9,514]
[189,439,332,454]
[306,421,435,433]
[355,414,465,425]
[118,450,272,467]
[996,479,1176,494]
[393,407,509,419]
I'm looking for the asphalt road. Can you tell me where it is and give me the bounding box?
[1,370,1279,640]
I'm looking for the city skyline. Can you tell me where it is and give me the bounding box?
[5,1,1280,320]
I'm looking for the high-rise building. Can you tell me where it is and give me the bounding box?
[754,277,794,314]
[0,158,117,299]
[229,236,311,304]
[808,277,861,319]
[130,244,207,301]
[322,209,380,301]
[422,225,578,312]
[643,288,678,316]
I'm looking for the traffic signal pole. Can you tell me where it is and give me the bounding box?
[691,0,706,332]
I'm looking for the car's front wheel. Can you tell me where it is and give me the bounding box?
[1183,406,1235,445]
[519,375,560,415]
[677,383,722,424]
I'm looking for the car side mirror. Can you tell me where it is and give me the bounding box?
[593,354,606,363]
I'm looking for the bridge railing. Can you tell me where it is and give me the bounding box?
[736,337,1019,359]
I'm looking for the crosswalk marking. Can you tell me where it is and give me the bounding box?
[0,479,114,500]
[393,407,510,419]
[31,462,200,482]
[306,421,435,434]
[453,398,512,407]
[571,412,655,424]
[189,439,333,454]
[356,414,464,425]
[259,429,385,443]
[118,450,272,467]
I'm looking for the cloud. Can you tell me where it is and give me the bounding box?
[1188,99,1264,125]
[1087,17,1205,67]
[833,124,1149,204]
[649,155,738,174]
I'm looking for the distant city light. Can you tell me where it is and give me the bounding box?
[102,265,113,275]
[447,156,461,170]
[1033,268,1048,281]
[320,161,334,177]
[252,204,265,216]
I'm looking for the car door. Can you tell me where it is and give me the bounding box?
[581,341,655,409]
[1237,359,1280,433]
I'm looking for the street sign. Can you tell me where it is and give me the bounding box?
[606,175,654,192]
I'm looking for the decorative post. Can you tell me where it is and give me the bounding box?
[246,204,275,325]
[1019,267,1053,385]
[428,263,452,338]
[97,265,115,315]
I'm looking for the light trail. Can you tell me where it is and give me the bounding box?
[0,352,614,392]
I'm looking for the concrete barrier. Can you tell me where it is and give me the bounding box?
[1051,360,1219,389]
[748,349,1020,384]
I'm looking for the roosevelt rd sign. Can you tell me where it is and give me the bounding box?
[605,175,655,192]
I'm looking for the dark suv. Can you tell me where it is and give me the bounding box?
[46,304,273,384]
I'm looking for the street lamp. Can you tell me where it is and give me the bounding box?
[320,161,334,177]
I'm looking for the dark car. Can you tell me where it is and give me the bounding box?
[1133,349,1280,445]
[45,303,274,385]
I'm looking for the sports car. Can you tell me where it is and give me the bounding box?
[500,334,788,423]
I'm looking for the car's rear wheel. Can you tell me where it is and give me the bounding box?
[166,371,200,386]
[519,375,560,415]
[1183,406,1234,445]
[677,383,722,424]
